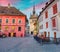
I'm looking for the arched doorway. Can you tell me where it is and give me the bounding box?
[31,31,33,35]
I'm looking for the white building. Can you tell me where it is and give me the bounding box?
[38,0,60,38]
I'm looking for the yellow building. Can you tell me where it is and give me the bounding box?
[29,6,38,36]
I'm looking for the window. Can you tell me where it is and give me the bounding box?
[54,32,56,38]
[18,19,21,23]
[18,27,21,31]
[48,32,50,37]
[45,11,48,18]
[52,18,56,27]
[40,16,43,22]
[0,19,2,23]
[0,26,1,30]
[40,25,43,29]
[12,19,15,24]
[53,3,57,14]
[12,26,15,30]
[46,22,48,28]
[6,19,8,23]
[5,26,8,30]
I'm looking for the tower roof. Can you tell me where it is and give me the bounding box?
[33,5,35,15]
[30,5,38,19]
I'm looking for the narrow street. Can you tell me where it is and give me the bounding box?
[0,36,60,52]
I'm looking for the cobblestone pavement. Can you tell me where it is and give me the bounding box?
[0,36,60,52]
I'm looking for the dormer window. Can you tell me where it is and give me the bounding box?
[1,11,4,13]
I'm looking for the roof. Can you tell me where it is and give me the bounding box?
[0,6,26,16]
[38,0,55,18]
[30,14,38,19]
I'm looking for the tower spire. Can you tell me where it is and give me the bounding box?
[33,5,35,15]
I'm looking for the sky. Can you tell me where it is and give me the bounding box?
[0,0,49,19]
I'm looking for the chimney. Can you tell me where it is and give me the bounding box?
[46,2,48,6]
[42,7,45,10]
[8,3,11,8]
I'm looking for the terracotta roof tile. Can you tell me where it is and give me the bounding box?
[0,6,25,16]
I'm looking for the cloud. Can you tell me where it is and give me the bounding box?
[24,3,45,12]
[22,3,45,19]
[0,0,20,6]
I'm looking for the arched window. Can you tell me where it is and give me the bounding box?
[6,19,8,23]
[12,19,15,24]
[18,19,21,23]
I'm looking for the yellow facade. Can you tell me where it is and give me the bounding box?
[29,6,38,35]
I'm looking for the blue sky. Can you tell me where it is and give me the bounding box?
[0,0,49,19]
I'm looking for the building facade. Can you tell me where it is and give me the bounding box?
[0,4,27,37]
[29,6,38,35]
[38,0,60,38]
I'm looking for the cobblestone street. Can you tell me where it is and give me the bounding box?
[0,36,60,52]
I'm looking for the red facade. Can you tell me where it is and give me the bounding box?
[0,6,27,37]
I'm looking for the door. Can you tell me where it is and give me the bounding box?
[44,32,47,38]
[31,31,33,35]
[13,33,16,37]
[9,33,11,37]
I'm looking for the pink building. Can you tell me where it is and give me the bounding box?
[0,4,27,37]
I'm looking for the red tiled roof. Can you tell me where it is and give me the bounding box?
[0,6,26,16]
